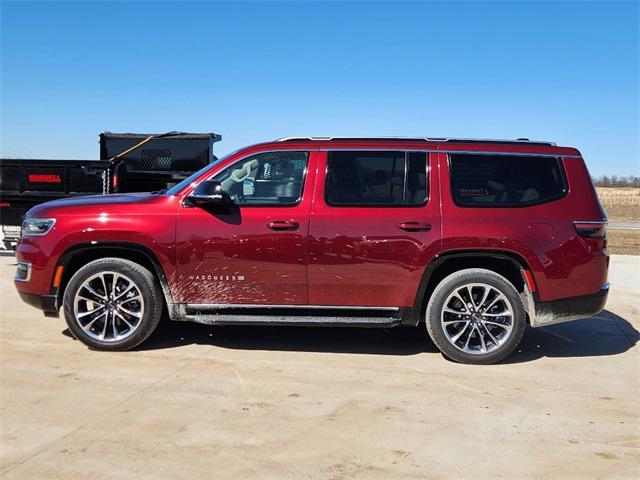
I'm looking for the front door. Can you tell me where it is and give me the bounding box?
[176,150,317,305]
[308,150,441,307]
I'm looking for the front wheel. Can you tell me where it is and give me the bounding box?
[425,268,526,364]
[63,258,163,351]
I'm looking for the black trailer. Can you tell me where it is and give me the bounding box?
[0,131,221,248]
[0,159,111,247]
[100,132,221,192]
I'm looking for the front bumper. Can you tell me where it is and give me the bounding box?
[18,292,59,318]
[531,283,609,327]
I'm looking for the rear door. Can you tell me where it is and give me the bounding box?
[307,150,441,307]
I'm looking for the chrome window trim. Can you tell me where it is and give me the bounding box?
[440,150,578,158]
[324,150,430,208]
[320,148,434,152]
[447,153,569,208]
[316,148,579,158]
[180,148,580,198]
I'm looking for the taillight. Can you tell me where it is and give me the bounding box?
[574,221,607,239]
[113,174,119,191]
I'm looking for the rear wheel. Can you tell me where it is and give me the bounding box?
[63,258,163,351]
[425,268,526,364]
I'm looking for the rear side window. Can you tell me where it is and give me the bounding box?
[326,151,427,206]
[449,154,566,207]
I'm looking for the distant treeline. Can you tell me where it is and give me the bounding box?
[593,175,640,187]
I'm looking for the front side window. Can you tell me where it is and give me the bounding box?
[449,154,566,207]
[214,151,308,206]
[326,151,428,206]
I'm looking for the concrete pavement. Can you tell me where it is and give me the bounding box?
[609,222,640,231]
[0,254,638,479]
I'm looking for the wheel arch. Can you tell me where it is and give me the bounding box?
[414,250,535,322]
[54,242,174,315]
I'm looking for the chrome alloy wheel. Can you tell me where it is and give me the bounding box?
[440,283,514,355]
[73,271,145,342]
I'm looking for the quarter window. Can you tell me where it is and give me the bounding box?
[214,151,308,206]
[326,151,428,206]
[449,154,566,207]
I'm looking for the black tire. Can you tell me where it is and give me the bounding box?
[63,257,163,351]
[425,268,526,364]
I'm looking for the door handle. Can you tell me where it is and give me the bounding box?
[398,222,432,232]
[267,220,300,230]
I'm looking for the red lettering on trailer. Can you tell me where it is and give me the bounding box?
[28,174,62,183]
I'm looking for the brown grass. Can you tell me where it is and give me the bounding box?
[607,229,640,255]
[596,187,640,222]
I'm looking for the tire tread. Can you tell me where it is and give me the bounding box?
[425,268,526,364]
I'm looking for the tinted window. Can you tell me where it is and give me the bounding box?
[214,151,308,205]
[449,154,566,207]
[326,151,427,206]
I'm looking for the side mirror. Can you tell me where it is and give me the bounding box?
[187,180,232,207]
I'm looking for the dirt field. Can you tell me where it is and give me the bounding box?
[608,230,640,255]
[594,188,640,255]
[0,253,638,479]
[597,187,640,222]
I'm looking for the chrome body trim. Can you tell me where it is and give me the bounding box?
[184,303,400,311]
[15,261,32,282]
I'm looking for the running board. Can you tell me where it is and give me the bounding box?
[179,304,407,327]
[183,314,403,327]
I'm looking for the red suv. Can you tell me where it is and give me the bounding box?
[15,137,609,364]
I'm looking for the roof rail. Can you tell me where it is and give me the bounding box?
[436,137,556,146]
[274,136,556,146]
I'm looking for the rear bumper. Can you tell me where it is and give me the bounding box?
[18,291,59,318]
[531,283,609,327]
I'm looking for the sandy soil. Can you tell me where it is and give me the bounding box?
[0,254,638,479]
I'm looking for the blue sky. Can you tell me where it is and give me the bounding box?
[1,0,638,176]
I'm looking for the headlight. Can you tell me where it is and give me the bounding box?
[21,218,56,236]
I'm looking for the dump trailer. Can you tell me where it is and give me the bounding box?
[99,132,221,192]
[0,131,221,248]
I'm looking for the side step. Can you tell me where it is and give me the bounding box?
[183,314,402,327]
[181,304,404,327]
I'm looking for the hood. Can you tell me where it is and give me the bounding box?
[27,192,163,217]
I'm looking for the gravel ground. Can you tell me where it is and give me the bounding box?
[0,253,638,479]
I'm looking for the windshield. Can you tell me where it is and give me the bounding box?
[165,150,238,196]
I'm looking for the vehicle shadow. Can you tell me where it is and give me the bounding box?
[504,309,638,364]
[138,321,438,356]
[131,309,638,362]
